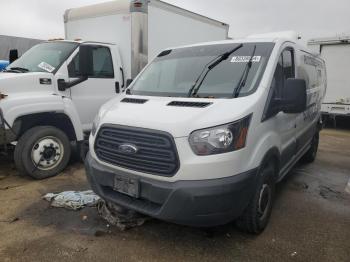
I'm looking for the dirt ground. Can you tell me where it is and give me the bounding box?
[0,129,349,262]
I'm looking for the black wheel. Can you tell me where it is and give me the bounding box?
[301,132,319,163]
[14,126,71,179]
[236,162,276,234]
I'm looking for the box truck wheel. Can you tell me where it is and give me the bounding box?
[301,132,319,163]
[236,162,275,234]
[14,126,71,179]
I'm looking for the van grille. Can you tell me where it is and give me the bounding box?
[94,125,179,177]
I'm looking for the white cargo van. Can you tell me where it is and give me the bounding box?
[85,32,326,233]
[0,0,228,179]
[308,35,350,124]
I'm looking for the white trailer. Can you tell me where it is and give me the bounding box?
[64,0,229,79]
[0,0,229,179]
[308,36,350,122]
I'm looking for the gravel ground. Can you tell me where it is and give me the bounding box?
[0,129,349,262]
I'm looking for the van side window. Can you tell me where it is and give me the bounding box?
[264,48,295,119]
[68,46,114,78]
[282,49,295,80]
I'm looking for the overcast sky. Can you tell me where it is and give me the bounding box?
[0,0,349,43]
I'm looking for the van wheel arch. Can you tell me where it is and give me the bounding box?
[258,147,281,181]
[13,112,77,141]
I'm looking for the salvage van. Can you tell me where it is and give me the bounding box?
[85,32,326,233]
[0,0,228,179]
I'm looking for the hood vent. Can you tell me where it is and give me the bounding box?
[167,101,212,108]
[121,98,148,104]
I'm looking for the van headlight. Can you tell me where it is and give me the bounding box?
[189,114,252,155]
[91,114,101,136]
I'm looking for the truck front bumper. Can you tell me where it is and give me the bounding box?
[85,153,258,227]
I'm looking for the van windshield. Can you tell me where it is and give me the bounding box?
[8,42,78,73]
[130,43,274,98]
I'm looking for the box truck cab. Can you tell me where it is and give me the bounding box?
[0,0,228,179]
[85,32,326,233]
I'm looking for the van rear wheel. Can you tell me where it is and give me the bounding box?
[14,126,71,179]
[236,162,275,234]
[301,132,319,163]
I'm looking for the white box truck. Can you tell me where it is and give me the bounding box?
[308,35,350,124]
[0,0,229,179]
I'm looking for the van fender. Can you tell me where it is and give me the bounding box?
[248,131,281,178]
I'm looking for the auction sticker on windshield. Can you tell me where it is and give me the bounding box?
[231,56,261,63]
[38,62,55,73]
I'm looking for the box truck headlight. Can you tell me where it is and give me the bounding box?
[189,115,252,155]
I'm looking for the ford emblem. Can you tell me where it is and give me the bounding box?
[118,143,138,154]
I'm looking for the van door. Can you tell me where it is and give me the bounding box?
[264,47,297,172]
[67,44,121,131]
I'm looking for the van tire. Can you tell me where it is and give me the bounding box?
[301,132,319,163]
[236,162,275,234]
[14,126,71,180]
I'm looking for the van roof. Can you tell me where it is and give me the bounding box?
[165,37,294,51]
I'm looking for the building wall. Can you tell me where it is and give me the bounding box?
[0,35,42,60]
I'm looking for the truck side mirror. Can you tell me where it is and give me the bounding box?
[9,49,19,64]
[79,45,93,77]
[57,79,68,91]
[281,78,307,114]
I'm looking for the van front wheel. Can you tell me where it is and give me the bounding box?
[236,162,275,234]
[14,126,71,179]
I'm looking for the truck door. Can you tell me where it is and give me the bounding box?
[67,44,121,131]
[265,47,297,171]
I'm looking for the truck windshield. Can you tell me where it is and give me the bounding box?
[8,42,78,73]
[130,43,274,98]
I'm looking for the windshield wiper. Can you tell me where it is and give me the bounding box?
[4,67,29,73]
[232,45,257,98]
[187,44,243,97]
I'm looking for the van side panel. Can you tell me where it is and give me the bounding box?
[65,13,132,79]
[295,50,325,153]
[147,1,228,60]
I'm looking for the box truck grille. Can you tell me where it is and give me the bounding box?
[121,98,148,104]
[167,101,212,108]
[94,125,179,177]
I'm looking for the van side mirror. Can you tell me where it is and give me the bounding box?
[281,78,307,114]
[9,49,19,63]
[79,45,93,77]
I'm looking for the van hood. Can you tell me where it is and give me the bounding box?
[0,72,55,95]
[99,95,257,138]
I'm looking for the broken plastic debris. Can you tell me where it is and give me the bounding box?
[43,190,100,210]
[97,200,149,231]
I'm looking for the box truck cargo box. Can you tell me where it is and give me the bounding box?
[64,0,229,79]
[308,36,350,120]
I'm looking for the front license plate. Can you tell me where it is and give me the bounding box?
[113,175,139,198]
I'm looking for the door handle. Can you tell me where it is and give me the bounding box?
[115,82,120,93]
[120,67,125,88]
